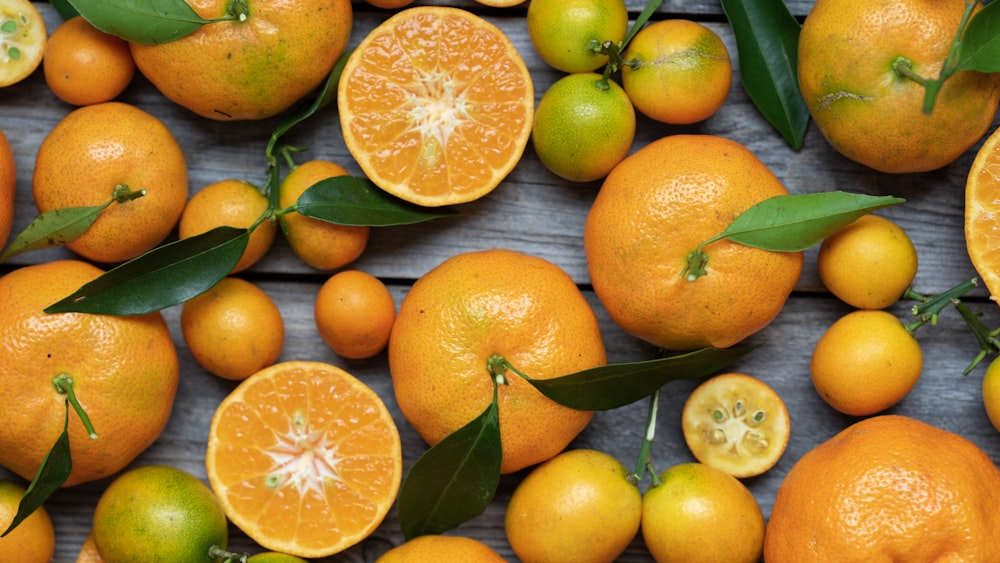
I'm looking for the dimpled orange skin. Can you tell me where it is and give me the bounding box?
[798,0,1000,174]
[584,134,803,351]
[43,16,135,106]
[0,260,179,487]
[0,480,56,563]
[389,249,607,474]
[129,0,352,120]
[0,128,14,249]
[376,535,507,562]
[31,102,188,264]
[764,414,1000,562]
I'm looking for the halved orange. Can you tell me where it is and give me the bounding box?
[681,373,790,478]
[205,361,402,558]
[0,0,46,87]
[337,6,534,207]
[965,125,1000,303]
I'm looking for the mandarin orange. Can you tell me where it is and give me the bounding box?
[178,179,276,273]
[389,248,606,474]
[43,16,135,106]
[0,480,55,563]
[376,535,506,562]
[0,127,13,249]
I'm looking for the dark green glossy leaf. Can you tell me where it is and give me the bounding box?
[50,0,80,20]
[1,403,72,537]
[66,0,214,44]
[45,227,247,315]
[397,385,502,539]
[0,205,105,263]
[721,0,809,150]
[294,176,458,227]
[523,347,753,411]
[623,0,663,47]
[722,192,905,252]
[957,0,1000,72]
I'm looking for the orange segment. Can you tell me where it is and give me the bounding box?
[206,361,402,558]
[966,125,1000,303]
[0,0,46,87]
[338,6,534,207]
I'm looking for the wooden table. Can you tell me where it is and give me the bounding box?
[4,2,1000,561]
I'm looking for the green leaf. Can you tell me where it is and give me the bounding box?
[294,176,458,227]
[45,227,247,315]
[397,384,502,539]
[720,0,810,150]
[721,191,905,252]
[957,0,1000,72]
[523,347,753,411]
[66,0,215,44]
[50,0,80,20]
[623,0,663,47]
[1,403,72,537]
[0,205,106,263]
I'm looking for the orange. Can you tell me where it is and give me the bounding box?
[0,260,179,487]
[983,356,1000,433]
[206,361,402,558]
[376,535,506,562]
[246,553,310,563]
[764,414,1000,561]
[181,277,285,381]
[0,0,45,87]
[338,6,534,207]
[810,309,923,416]
[474,0,526,6]
[130,0,351,120]
[0,127,13,249]
[504,449,641,563]
[0,480,55,563]
[314,270,396,360]
[75,534,104,563]
[621,19,732,125]
[818,213,918,309]
[526,0,629,73]
[32,101,188,264]
[178,179,277,273]
[965,124,1000,303]
[364,0,415,8]
[389,249,606,474]
[584,134,803,351]
[531,72,636,183]
[641,462,765,563]
[681,373,790,478]
[278,160,369,271]
[92,465,228,562]
[798,0,1000,173]
[43,16,135,106]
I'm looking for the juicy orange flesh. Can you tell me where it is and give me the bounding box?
[209,364,401,553]
[967,129,1000,300]
[340,8,532,203]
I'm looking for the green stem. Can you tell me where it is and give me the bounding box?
[916,0,978,114]
[905,278,977,333]
[680,234,724,281]
[111,184,147,204]
[52,374,97,439]
[208,545,249,563]
[487,354,523,386]
[631,390,660,486]
[953,299,1000,375]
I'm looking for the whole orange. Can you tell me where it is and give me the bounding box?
[584,134,803,351]
[278,160,369,271]
[32,101,188,264]
[388,249,607,474]
[376,535,506,562]
[129,0,352,120]
[43,16,135,106]
[0,480,55,563]
[765,414,1000,561]
[0,127,13,249]
[0,260,179,487]
[181,276,285,381]
[178,179,277,273]
[314,270,396,360]
[798,0,1000,173]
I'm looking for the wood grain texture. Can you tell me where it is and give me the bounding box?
[2,2,1000,561]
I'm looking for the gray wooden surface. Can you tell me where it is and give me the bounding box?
[3,2,1000,561]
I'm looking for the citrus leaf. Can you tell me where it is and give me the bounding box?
[721,191,905,252]
[623,0,663,47]
[1,403,72,537]
[49,0,80,20]
[0,205,105,263]
[45,226,247,315]
[66,0,213,44]
[720,0,809,150]
[294,176,458,227]
[522,347,753,411]
[397,384,502,539]
[956,0,1000,72]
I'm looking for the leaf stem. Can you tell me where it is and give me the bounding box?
[111,184,146,204]
[52,374,98,439]
[630,390,660,486]
[487,354,524,386]
[914,0,978,113]
[905,278,977,333]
